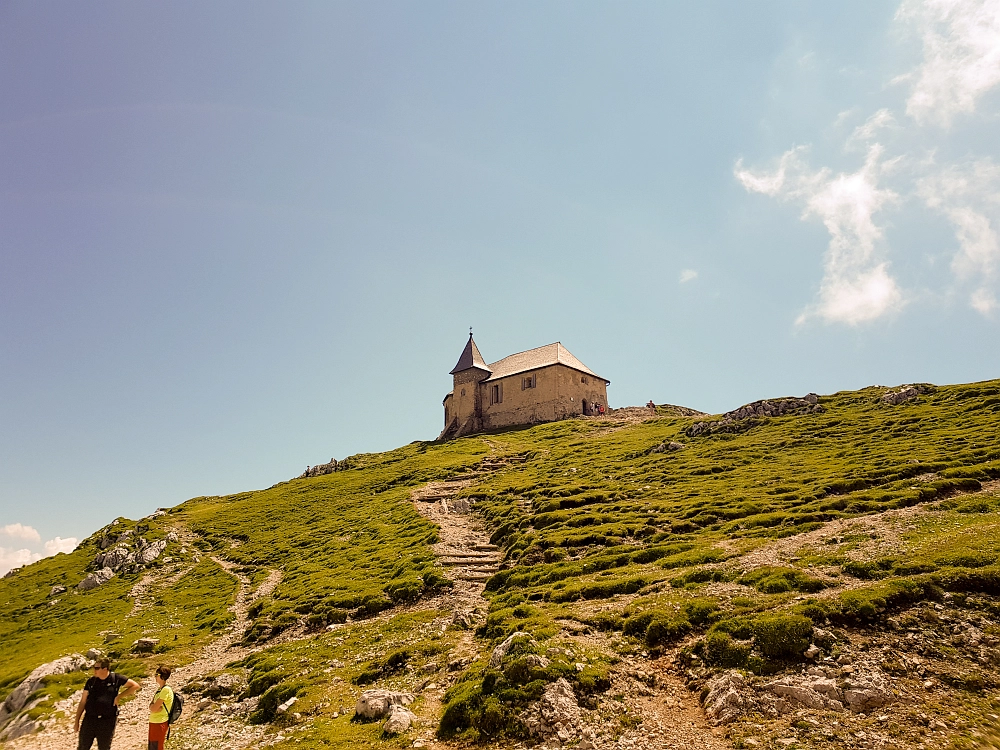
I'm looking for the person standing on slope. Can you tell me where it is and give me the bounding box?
[147,665,174,750]
[74,658,140,750]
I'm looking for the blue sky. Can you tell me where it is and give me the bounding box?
[2,1,999,572]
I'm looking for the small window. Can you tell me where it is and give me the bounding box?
[491,383,503,405]
[461,388,466,396]
[522,374,536,390]
[581,376,589,384]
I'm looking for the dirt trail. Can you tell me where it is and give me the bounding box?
[7,541,282,750]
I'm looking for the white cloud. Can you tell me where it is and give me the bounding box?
[44,536,78,555]
[897,0,1000,127]
[847,109,897,149]
[736,0,1000,321]
[679,269,698,283]
[1,523,41,542]
[917,158,1000,311]
[0,547,42,576]
[737,145,903,325]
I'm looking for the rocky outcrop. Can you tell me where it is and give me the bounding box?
[354,689,414,720]
[521,678,581,743]
[78,568,115,591]
[882,384,934,405]
[0,653,89,731]
[300,458,339,478]
[703,671,758,725]
[138,539,168,565]
[687,395,823,437]
[768,667,894,714]
[648,441,685,454]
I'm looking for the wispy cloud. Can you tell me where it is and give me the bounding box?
[736,0,1000,324]
[679,269,699,283]
[736,146,903,325]
[1,523,41,542]
[897,0,1000,128]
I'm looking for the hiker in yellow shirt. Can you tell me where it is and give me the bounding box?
[148,666,174,750]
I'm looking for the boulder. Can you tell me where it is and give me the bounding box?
[100,545,131,572]
[882,384,934,405]
[0,713,39,742]
[383,704,416,734]
[0,653,89,729]
[132,638,160,653]
[166,531,179,543]
[354,690,414,720]
[488,631,531,669]
[842,673,893,712]
[139,540,168,565]
[49,585,67,597]
[85,648,104,661]
[276,696,298,715]
[704,670,758,725]
[769,676,844,711]
[78,568,115,591]
[521,678,580,743]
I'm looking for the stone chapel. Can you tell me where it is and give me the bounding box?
[440,333,610,439]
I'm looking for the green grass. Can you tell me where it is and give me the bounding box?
[2,378,1000,742]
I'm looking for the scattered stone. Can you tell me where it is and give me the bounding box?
[85,648,104,661]
[649,441,686,454]
[49,585,66,597]
[78,568,115,591]
[276,696,298,715]
[521,678,581,743]
[450,610,478,629]
[166,531,179,543]
[804,644,822,660]
[355,690,414,720]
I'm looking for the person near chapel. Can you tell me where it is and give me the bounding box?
[147,665,174,750]
[74,657,140,750]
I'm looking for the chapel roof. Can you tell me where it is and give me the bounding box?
[483,342,609,384]
[450,334,491,375]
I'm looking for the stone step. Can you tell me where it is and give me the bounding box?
[440,555,501,564]
[471,544,499,552]
[456,571,495,581]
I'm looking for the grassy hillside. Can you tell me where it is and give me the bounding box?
[2,379,999,748]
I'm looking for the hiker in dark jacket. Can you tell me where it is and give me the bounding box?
[74,658,139,750]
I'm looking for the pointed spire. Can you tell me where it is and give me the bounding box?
[450,331,490,375]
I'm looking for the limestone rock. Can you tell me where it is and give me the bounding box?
[383,704,416,734]
[354,689,414,720]
[687,396,824,437]
[139,540,168,565]
[85,648,104,661]
[842,673,893,712]
[132,637,160,653]
[0,653,89,729]
[276,696,298,715]
[882,383,934,405]
[97,544,131,572]
[166,531,179,543]
[0,713,39,741]
[49,585,66,597]
[521,678,580,743]
[704,670,758,725]
[769,676,844,712]
[78,568,115,591]
[488,631,530,669]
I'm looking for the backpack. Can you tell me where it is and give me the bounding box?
[167,691,183,724]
